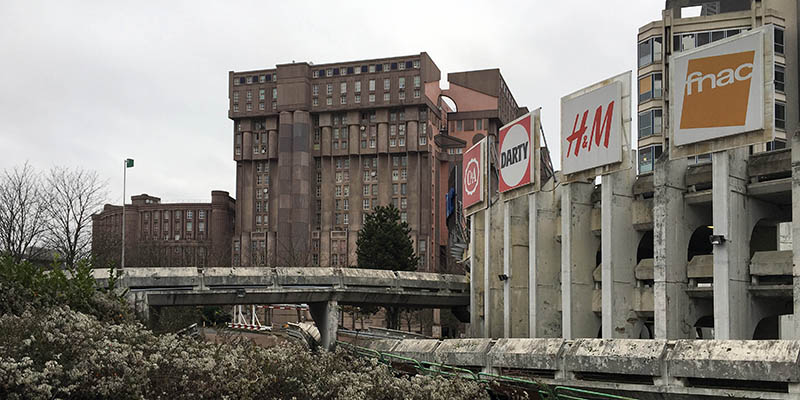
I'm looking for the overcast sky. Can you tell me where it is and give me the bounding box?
[0,0,663,206]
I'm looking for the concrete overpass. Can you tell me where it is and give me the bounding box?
[94,267,469,348]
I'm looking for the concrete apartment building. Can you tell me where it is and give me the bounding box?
[637,0,798,174]
[92,191,235,268]
[228,52,525,271]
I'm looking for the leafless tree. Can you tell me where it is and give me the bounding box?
[43,167,108,267]
[0,163,49,263]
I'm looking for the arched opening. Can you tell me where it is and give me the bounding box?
[438,95,458,113]
[750,219,779,258]
[471,133,485,146]
[688,225,713,262]
[694,315,714,339]
[753,315,780,340]
[636,231,654,264]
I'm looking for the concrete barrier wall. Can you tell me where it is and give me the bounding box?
[374,337,800,399]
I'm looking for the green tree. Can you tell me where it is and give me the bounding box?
[356,205,419,329]
[356,205,419,272]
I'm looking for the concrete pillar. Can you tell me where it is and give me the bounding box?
[601,167,639,338]
[503,200,511,337]
[794,129,800,339]
[561,181,600,339]
[277,111,294,264]
[653,156,697,339]
[469,213,481,337]
[309,300,339,351]
[712,148,750,339]
[290,110,311,259]
[503,195,530,338]
[484,199,492,338]
[528,179,562,338]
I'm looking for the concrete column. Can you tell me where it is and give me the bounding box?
[712,148,750,340]
[529,180,562,338]
[561,181,600,339]
[484,201,491,338]
[290,110,311,260]
[653,156,697,339]
[793,129,800,339]
[508,196,530,337]
[601,167,639,338]
[503,200,511,338]
[469,213,479,336]
[309,300,339,351]
[277,111,294,264]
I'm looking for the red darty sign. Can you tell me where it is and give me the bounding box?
[498,113,532,193]
[462,138,485,209]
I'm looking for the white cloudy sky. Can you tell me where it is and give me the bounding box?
[0,0,663,205]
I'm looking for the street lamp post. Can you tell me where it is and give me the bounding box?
[122,158,134,269]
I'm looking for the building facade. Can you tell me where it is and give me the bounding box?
[228,53,525,271]
[92,191,235,268]
[636,0,798,174]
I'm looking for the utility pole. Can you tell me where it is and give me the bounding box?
[122,158,134,269]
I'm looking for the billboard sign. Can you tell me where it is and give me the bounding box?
[670,25,774,158]
[672,28,765,146]
[561,81,623,175]
[498,112,533,193]
[462,138,485,210]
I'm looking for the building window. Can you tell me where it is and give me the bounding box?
[399,91,405,100]
[313,85,319,96]
[186,221,193,232]
[638,73,662,103]
[401,212,407,223]
[638,145,663,174]
[414,76,420,88]
[259,102,265,110]
[354,81,361,93]
[419,134,427,146]
[327,84,333,95]
[327,97,332,106]
[341,96,347,105]
[776,101,786,131]
[369,79,375,91]
[637,36,662,68]
[326,68,333,77]
[259,89,265,100]
[233,105,239,112]
[369,65,376,73]
[343,214,349,225]
[399,77,405,89]
[233,92,239,103]
[313,98,319,106]
[383,93,390,102]
[775,64,785,93]
[673,28,741,52]
[355,94,361,103]
[766,139,787,151]
[363,199,370,210]
[369,94,375,103]
[384,79,390,91]
[456,120,463,131]
[638,108,662,139]
[413,89,420,98]
[340,82,347,93]
[775,26,784,55]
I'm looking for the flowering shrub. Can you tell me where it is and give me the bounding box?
[0,257,489,399]
[0,306,488,399]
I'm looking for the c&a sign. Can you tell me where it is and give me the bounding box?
[462,138,485,211]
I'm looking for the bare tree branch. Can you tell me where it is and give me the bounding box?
[0,162,49,263]
[44,167,108,267]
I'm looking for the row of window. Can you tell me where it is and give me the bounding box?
[313,90,421,106]
[233,102,275,113]
[313,60,421,78]
[234,73,277,86]
[143,210,205,222]
[452,119,484,132]
[638,26,785,69]
[315,77,422,96]
[233,88,277,103]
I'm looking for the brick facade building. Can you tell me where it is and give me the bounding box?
[92,191,235,268]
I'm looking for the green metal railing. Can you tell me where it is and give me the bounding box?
[336,341,636,400]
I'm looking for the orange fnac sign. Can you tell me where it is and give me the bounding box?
[680,51,755,129]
